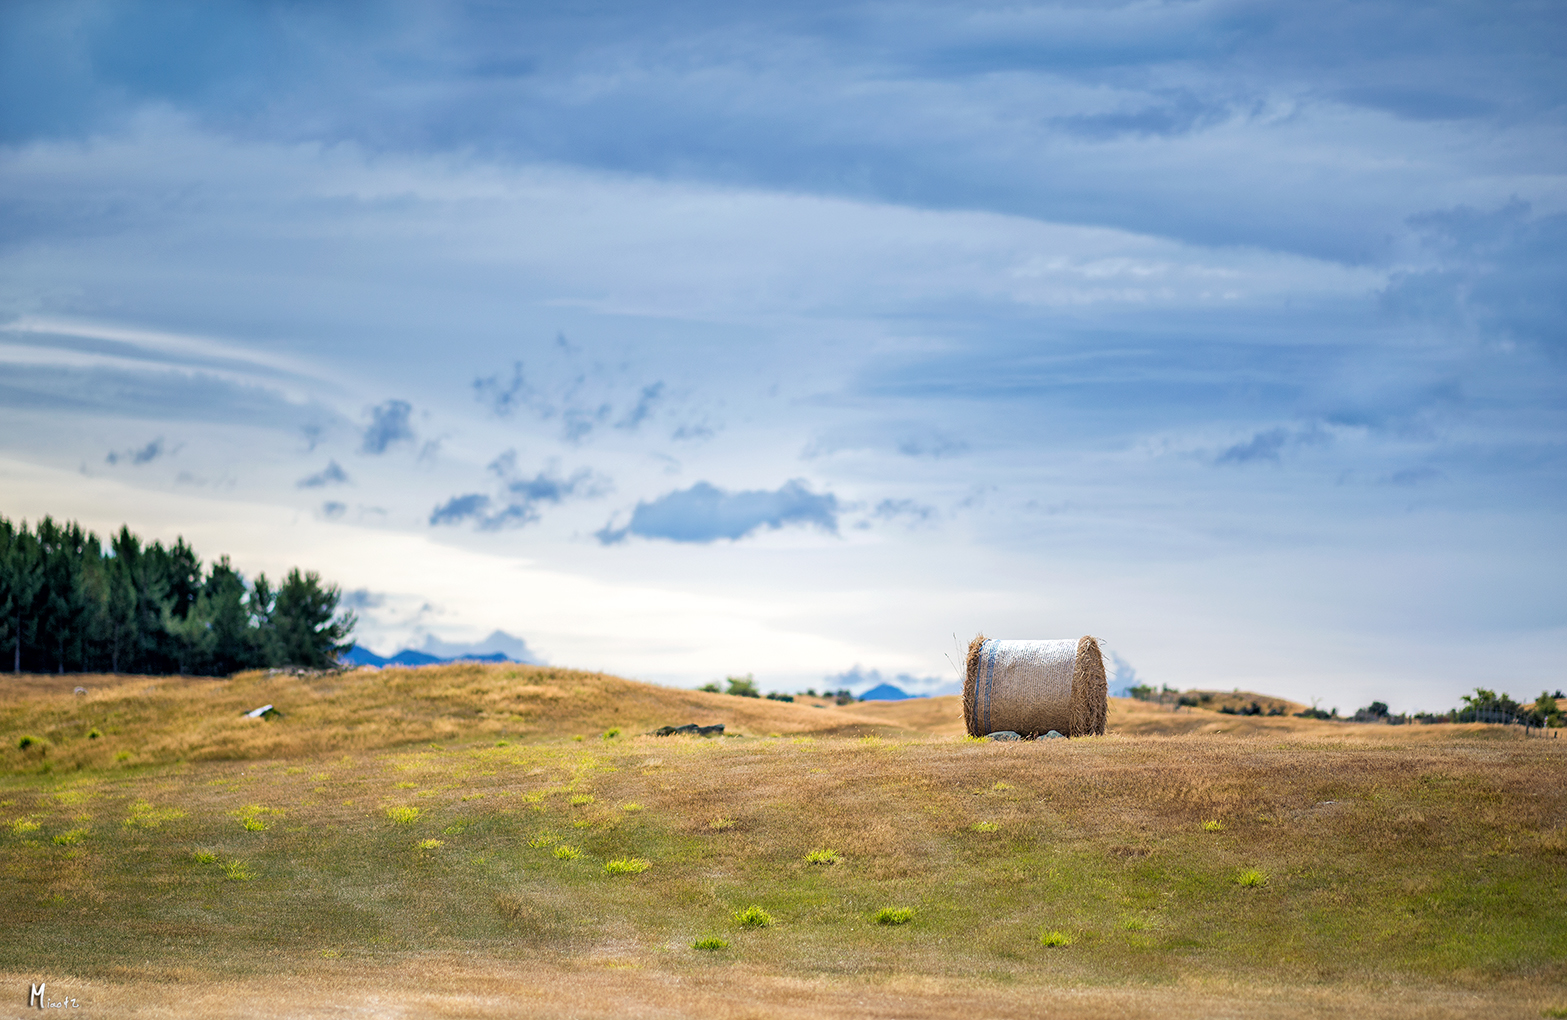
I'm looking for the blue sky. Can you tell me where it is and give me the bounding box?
[1,0,1563,709]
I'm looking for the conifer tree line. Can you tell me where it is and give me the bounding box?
[0,515,355,675]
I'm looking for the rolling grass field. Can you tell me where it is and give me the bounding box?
[2,664,1564,1018]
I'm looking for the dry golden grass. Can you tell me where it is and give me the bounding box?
[2,663,1564,1018]
[0,665,913,772]
[4,961,1560,1019]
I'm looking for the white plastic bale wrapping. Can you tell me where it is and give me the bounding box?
[964,635,1108,738]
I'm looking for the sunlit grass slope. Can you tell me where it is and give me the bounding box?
[0,664,910,772]
[0,664,1563,1018]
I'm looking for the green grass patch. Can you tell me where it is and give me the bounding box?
[553,845,581,860]
[123,800,186,829]
[1235,868,1268,887]
[803,848,839,865]
[1040,930,1072,947]
[52,828,89,846]
[692,935,729,951]
[416,838,445,850]
[386,806,421,825]
[733,905,773,928]
[603,857,651,875]
[970,821,999,833]
[875,907,914,925]
[222,860,254,882]
[1202,820,1224,832]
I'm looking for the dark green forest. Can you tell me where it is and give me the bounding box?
[0,515,354,675]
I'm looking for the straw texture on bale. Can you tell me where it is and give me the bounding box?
[963,634,1107,738]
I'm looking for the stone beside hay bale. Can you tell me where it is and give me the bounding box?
[963,634,1108,738]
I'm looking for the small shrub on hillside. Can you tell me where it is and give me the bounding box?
[726,674,761,697]
[573,735,585,742]
[1202,820,1224,832]
[803,848,839,865]
[1235,868,1268,887]
[875,907,914,925]
[17,735,44,751]
[495,740,510,747]
[1039,930,1072,947]
[734,905,774,927]
[553,844,581,860]
[87,728,101,740]
[604,857,651,875]
[386,806,421,825]
[692,936,729,950]
[971,821,999,833]
[603,728,621,739]
[699,683,721,693]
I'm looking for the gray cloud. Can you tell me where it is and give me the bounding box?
[1216,425,1329,466]
[871,498,936,523]
[320,501,347,519]
[296,459,349,488]
[474,349,671,444]
[106,436,166,466]
[361,400,415,455]
[1216,427,1290,465]
[341,588,387,610]
[429,451,606,529]
[615,381,665,430]
[596,480,839,545]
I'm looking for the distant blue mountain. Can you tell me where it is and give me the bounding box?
[341,645,517,667]
[859,683,922,701]
[341,629,540,668]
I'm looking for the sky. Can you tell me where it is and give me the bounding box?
[1,0,1563,710]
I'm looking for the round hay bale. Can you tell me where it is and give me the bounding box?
[963,634,1107,738]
